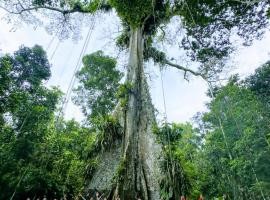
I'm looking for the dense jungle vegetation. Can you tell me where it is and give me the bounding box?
[0,45,269,199]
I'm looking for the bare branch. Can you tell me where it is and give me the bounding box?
[164,60,203,77]
[0,5,89,15]
[164,60,228,84]
[231,0,262,6]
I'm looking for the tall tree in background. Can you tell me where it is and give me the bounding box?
[0,45,60,198]
[246,62,270,147]
[0,0,269,199]
[193,72,270,199]
[151,62,270,200]
[73,51,123,122]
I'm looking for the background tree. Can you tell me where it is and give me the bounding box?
[73,50,123,122]
[153,123,201,200]
[0,46,98,199]
[246,61,270,114]
[192,69,270,199]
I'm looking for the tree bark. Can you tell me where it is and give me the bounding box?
[114,27,162,200]
[87,26,162,200]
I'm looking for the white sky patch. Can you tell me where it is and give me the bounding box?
[1,10,270,123]
[232,32,270,77]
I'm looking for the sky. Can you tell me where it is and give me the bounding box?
[1,9,270,124]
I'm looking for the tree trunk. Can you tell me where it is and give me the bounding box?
[115,26,162,200]
[87,27,162,200]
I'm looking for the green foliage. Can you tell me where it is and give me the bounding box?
[116,28,130,50]
[74,50,123,122]
[153,123,182,146]
[0,45,58,139]
[114,0,171,49]
[246,61,270,105]
[113,157,127,183]
[0,46,97,199]
[153,123,200,199]
[116,81,134,108]
[27,120,96,199]
[1,0,270,197]
[1,45,50,90]
[153,62,270,199]
[144,46,166,64]
[91,115,123,151]
[0,47,124,199]
[109,0,153,27]
[175,0,269,64]
[142,0,171,36]
[83,115,123,182]
[32,0,106,13]
[193,70,270,199]
[110,0,269,70]
[4,0,270,75]
[3,0,270,84]
[82,0,103,13]
[150,64,270,200]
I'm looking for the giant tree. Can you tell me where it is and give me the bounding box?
[1,0,269,199]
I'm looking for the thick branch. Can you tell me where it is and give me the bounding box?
[144,46,205,80]
[231,0,261,5]
[0,5,89,15]
[165,60,229,83]
[164,60,203,78]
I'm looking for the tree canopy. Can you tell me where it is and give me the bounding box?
[1,0,269,79]
[73,50,123,122]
